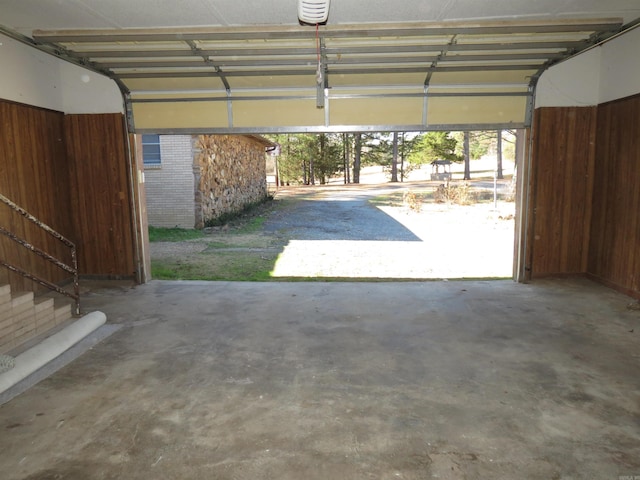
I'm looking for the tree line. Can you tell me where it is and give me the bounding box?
[266,130,520,186]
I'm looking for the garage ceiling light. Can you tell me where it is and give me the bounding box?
[298,0,331,25]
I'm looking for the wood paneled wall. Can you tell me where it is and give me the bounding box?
[588,94,640,297]
[0,101,137,293]
[64,114,136,277]
[0,101,74,291]
[528,106,597,277]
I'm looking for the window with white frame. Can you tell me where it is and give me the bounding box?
[142,134,161,167]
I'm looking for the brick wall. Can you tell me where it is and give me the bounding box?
[144,135,196,228]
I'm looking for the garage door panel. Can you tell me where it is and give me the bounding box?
[329,72,427,87]
[427,96,528,125]
[428,70,536,85]
[227,75,317,90]
[330,97,423,126]
[123,77,227,91]
[233,99,324,128]
[34,20,620,131]
[133,101,228,130]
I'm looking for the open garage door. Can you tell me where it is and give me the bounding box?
[29,19,623,133]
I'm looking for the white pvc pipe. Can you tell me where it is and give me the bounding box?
[0,311,106,394]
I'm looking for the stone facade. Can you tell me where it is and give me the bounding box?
[144,134,269,229]
[194,135,269,228]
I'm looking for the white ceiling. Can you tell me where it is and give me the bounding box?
[1,1,639,132]
[1,0,640,33]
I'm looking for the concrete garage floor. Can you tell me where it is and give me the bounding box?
[1,278,639,479]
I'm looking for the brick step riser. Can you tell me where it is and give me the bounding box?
[0,284,73,355]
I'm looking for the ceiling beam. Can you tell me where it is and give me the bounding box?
[424,34,457,86]
[98,52,556,69]
[128,83,529,96]
[185,39,230,91]
[116,63,540,78]
[129,91,530,104]
[70,41,584,59]
[32,18,622,43]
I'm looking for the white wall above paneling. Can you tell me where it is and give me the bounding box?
[0,34,123,114]
[536,25,640,108]
[599,26,640,104]
[535,48,601,108]
[0,35,65,111]
[60,64,124,114]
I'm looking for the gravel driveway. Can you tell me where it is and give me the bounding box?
[150,182,515,279]
[263,183,515,279]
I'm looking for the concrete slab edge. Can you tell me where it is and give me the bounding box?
[0,312,106,395]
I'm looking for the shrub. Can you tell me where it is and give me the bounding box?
[402,189,423,212]
[434,181,475,205]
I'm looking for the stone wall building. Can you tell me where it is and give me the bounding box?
[143,134,273,229]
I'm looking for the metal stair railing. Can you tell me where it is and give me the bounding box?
[0,193,79,315]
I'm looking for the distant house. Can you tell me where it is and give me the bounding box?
[142,134,275,229]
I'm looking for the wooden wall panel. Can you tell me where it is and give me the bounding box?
[588,94,640,297]
[1,103,137,291]
[64,114,136,277]
[528,107,597,277]
[0,100,74,292]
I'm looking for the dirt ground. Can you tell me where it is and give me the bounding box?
[150,176,516,280]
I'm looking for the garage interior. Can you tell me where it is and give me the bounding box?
[0,1,639,478]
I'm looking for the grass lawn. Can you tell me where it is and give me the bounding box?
[148,226,204,242]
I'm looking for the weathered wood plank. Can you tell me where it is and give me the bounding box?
[63,113,136,277]
[0,100,72,292]
[529,106,597,276]
[589,94,640,296]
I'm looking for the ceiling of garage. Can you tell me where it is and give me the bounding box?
[1,1,639,133]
